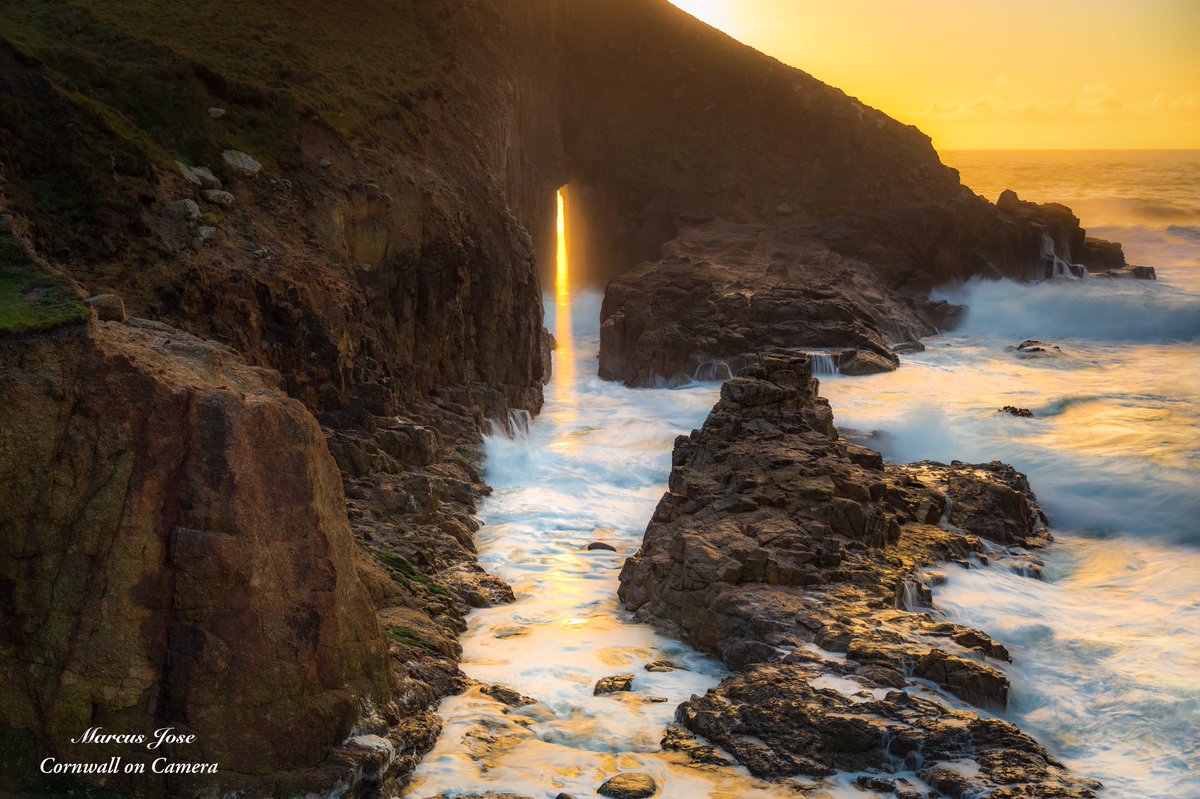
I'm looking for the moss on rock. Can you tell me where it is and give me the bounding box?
[0,231,85,333]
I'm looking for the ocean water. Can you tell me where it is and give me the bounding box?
[404,152,1199,799]
[818,150,1200,798]
[945,149,1200,285]
[402,294,801,798]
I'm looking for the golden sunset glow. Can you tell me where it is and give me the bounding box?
[553,188,575,406]
[556,189,570,301]
[669,0,1200,149]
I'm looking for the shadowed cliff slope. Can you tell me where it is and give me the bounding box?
[559,0,961,285]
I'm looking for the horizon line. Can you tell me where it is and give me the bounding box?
[939,147,1200,152]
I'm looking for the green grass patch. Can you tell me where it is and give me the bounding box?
[0,44,155,261]
[384,624,441,653]
[367,547,450,597]
[0,232,86,334]
[0,0,451,167]
[0,0,450,260]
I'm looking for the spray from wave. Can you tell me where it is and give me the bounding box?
[933,277,1200,342]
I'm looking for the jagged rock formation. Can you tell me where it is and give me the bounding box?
[554,3,1130,384]
[619,352,1097,797]
[598,221,948,386]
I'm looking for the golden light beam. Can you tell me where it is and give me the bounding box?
[553,189,576,415]
[556,190,570,302]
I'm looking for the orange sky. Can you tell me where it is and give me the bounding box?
[669,0,1200,149]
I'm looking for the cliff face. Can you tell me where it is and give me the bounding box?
[549,0,1129,384]
[0,2,578,792]
[557,0,959,286]
[0,321,392,796]
[555,0,1124,291]
[0,2,559,420]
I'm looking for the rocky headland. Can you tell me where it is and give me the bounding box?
[0,0,1132,796]
[618,352,1098,797]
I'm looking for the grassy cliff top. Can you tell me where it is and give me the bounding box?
[0,0,452,261]
[0,230,85,334]
[0,0,451,165]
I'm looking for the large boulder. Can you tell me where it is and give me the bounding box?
[0,320,393,797]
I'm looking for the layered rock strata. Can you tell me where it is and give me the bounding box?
[618,352,1097,797]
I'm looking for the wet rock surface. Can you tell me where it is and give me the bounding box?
[599,222,929,386]
[595,674,636,695]
[597,772,658,798]
[596,191,1126,385]
[618,352,1096,797]
[481,684,536,707]
[596,194,1124,386]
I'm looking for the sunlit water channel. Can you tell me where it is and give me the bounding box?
[405,154,1200,799]
[402,293,808,798]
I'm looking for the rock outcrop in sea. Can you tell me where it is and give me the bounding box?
[619,352,1098,797]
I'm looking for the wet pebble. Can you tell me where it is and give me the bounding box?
[597,772,657,798]
[594,674,634,694]
[481,684,535,707]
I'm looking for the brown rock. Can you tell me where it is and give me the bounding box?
[597,223,915,387]
[618,352,1091,797]
[84,293,126,322]
[597,772,657,798]
[915,648,1010,708]
[594,674,635,694]
[481,684,536,707]
[0,322,390,796]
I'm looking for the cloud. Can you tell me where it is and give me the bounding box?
[921,85,1197,121]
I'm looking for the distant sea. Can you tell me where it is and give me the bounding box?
[944,149,1200,290]
[822,148,1200,799]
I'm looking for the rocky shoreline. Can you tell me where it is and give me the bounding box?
[618,352,1098,797]
[597,193,1148,389]
[0,0,1143,796]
